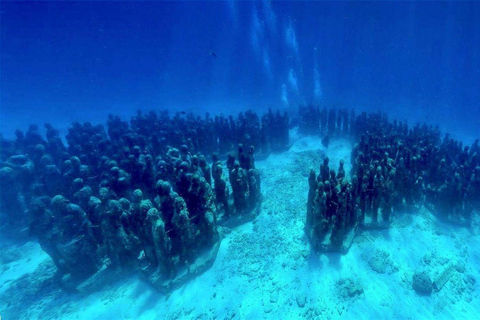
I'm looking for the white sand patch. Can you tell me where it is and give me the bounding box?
[0,241,49,295]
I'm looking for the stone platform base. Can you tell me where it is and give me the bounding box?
[362,212,391,230]
[142,239,221,294]
[60,263,132,294]
[306,223,359,255]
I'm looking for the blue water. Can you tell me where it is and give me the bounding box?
[1,2,480,319]
[2,1,479,140]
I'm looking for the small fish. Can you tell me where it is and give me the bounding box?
[210,51,217,58]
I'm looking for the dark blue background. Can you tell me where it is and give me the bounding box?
[1,1,479,142]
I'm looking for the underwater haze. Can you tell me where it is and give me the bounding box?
[1,1,480,320]
[2,1,480,139]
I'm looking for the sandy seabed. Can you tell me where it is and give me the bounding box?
[1,131,479,319]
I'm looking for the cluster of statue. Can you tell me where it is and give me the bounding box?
[350,113,479,224]
[304,108,480,252]
[297,105,355,137]
[1,103,478,288]
[0,110,263,290]
[110,108,289,158]
[306,157,356,251]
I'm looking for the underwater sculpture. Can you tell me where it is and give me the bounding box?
[1,104,478,295]
[0,109,269,293]
[216,144,262,226]
[298,105,354,137]
[303,107,480,253]
[306,162,359,253]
